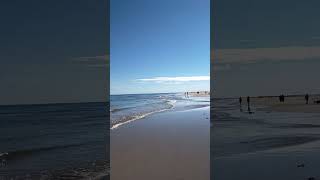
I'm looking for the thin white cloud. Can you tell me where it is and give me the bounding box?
[137,76,210,83]
[212,46,320,65]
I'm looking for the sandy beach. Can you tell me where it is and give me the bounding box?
[251,94,320,113]
[211,96,320,180]
[111,106,210,180]
[213,141,320,180]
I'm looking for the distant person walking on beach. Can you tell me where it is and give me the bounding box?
[305,94,309,104]
[279,94,285,102]
[239,97,243,112]
[247,96,251,112]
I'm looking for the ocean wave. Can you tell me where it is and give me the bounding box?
[110,107,130,113]
[110,109,168,130]
[0,143,85,162]
[111,99,176,130]
[182,104,210,110]
[0,152,9,159]
[166,99,177,107]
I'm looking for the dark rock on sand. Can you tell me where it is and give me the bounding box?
[297,163,305,167]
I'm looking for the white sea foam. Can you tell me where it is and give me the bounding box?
[166,100,177,107]
[0,152,8,158]
[110,109,168,130]
[111,99,176,130]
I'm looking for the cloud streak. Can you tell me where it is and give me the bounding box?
[212,46,320,65]
[137,76,210,83]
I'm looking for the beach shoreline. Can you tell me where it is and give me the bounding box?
[211,96,320,180]
[251,94,320,113]
[111,106,210,180]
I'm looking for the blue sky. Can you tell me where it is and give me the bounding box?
[111,0,210,95]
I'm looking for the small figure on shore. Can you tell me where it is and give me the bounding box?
[279,94,285,102]
[1,159,6,167]
[297,163,305,168]
[305,94,309,104]
[247,96,251,112]
[239,97,243,112]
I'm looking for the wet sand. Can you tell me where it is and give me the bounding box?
[213,141,320,180]
[212,97,320,180]
[252,95,320,113]
[111,107,210,180]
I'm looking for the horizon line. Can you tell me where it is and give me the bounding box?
[110,90,210,96]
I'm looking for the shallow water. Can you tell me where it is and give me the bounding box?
[110,93,209,129]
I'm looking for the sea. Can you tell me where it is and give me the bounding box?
[0,102,109,178]
[110,93,210,129]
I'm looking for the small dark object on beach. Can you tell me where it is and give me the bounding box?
[305,94,309,104]
[307,177,315,180]
[279,94,285,102]
[314,100,320,104]
[239,97,243,112]
[247,96,251,112]
[297,163,305,167]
